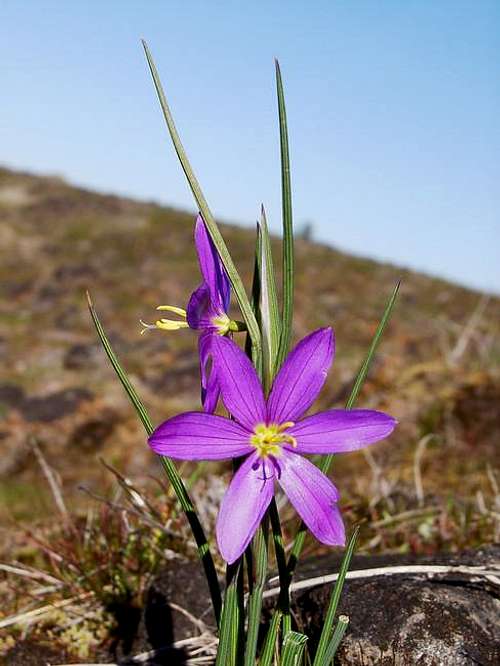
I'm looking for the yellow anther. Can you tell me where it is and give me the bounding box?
[250,422,297,458]
[281,434,298,448]
[156,305,187,317]
[141,304,188,334]
[278,421,295,432]
[155,318,189,331]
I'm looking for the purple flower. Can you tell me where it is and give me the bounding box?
[149,328,396,563]
[142,215,233,412]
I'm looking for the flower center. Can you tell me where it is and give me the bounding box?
[211,314,247,336]
[212,313,232,335]
[250,422,297,458]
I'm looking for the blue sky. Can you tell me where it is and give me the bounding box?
[2,1,499,293]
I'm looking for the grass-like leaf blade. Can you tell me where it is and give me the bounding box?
[259,609,282,666]
[322,615,350,664]
[320,280,400,475]
[312,527,359,665]
[216,563,242,666]
[287,281,400,578]
[258,206,281,392]
[281,631,308,666]
[86,291,221,624]
[243,519,268,666]
[274,60,294,370]
[141,40,261,359]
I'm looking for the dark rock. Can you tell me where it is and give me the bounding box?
[70,414,117,451]
[6,547,500,664]
[280,545,500,665]
[452,380,500,452]
[118,546,500,665]
[22,387,93,422]
[0,383,25,410]
[53,263,96,282]
[0,279,32,298]
[64,343,100,369]
[0,640,70,666]
[111,559,216,664]
[146,359,199,395]
[96,560,215,666]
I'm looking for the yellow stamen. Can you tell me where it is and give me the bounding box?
[250,422,297,458]
[155,318,189,331]
[140,304,188,334]
[156,305,187,317]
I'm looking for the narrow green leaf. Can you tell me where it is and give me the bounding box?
[275,59,294,370]
[320,280,400,476]
[87,291,153,434]
[259,609,282,666]
[244,519,268,666]
[258,499,290,664]
[268,500,292,629]
[86,291,221,624]
[287,281,400,576]
[258,206,281,392]
[322,615,349,664]
[282,610,292,640]
[251,223,263,310]
[312,528,359,666]
[216,563,241,666]
[141,40,261,359]
[345,280,401,411]
[245,225,263,375]
[281,631,308,666]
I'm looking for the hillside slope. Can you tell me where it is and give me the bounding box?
[1,166,499,553]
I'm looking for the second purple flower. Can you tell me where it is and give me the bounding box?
[142,214,241,412]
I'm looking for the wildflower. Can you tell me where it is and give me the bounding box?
[142,215,243,412]
[149,328,396,563]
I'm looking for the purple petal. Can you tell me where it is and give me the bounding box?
[186,283,221,331]
[267,328,334,424]
[211,336,266,430]
[277,450,345,546]
[194,216,230,312]
[198,332,220,413]
[148,412,252,460]
[289,410,397,454]
[216,452,275,563]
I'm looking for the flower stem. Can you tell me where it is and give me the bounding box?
[87,291,222,624]
[243,518,268,666]
[142,40,261,361]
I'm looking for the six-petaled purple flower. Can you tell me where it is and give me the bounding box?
[149,328,396,563]
[142,215,234,412]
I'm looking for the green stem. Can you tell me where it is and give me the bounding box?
[243,518,268,666]
[87,291,221,624]
[259,610,282,666]
[274,60,294,370]
[286,282,400,579]
[268,500,292,635]
[141,40,261,361]
[216,562,242,666]
[312,528,359,665]
[322,615,350,663]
